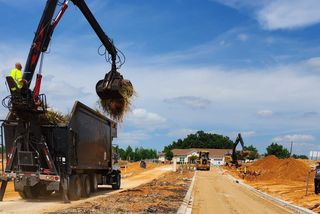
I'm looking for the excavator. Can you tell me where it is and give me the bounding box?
[225,133,247,167]
[0,0,130,201]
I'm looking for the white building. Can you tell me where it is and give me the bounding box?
[171,148,232,166]
[158,152,166,163]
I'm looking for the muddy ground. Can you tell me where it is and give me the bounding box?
[49,171,193,214]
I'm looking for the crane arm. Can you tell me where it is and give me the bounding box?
[71,0,118,66]
[22,0,59,87]
[22,0,119,90]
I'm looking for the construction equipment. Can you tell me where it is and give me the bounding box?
[196,151,211,171]
[225,133,245,167]
[314,163,320,194]
[0,0,128,201]
[140,160,147,169]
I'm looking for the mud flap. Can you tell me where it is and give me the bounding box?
[0,180,8,201]
[61,177,70,203]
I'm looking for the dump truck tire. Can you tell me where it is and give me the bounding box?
[112,173,121,190]
[18,191,27,199]
[81,174,91,198]
[90,173,98,192]
[68,175,82,200]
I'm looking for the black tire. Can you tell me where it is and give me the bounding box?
[90,173,98,193]
[68,175,82,200]
[18,191,27,199]
[81,174,91,198]
[112,173,121,190]
[315,179,320,194]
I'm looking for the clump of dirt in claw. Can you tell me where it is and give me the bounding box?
[98,80,136,122]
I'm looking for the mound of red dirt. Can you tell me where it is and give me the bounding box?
[247,155,313,182]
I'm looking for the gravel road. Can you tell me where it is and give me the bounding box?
[192,167,295,214]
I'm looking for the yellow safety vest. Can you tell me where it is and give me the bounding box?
[10,68,23,90]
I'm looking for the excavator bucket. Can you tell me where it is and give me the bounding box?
[96,71,125,100]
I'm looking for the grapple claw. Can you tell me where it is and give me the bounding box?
[96,70,131,100]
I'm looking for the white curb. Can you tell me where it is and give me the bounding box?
[177,171,197,214]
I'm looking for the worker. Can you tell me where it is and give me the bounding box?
[314,162,320,194]
[10,63,24,91]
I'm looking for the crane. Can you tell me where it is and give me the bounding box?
[0,0,130,201]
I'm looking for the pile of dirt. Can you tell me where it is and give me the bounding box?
[243,155,313,182]
[51,171,193,214]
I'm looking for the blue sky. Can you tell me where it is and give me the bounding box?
[1,0,320,155]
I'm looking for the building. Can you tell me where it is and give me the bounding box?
[158,152,166,163]
[171,148,232,166]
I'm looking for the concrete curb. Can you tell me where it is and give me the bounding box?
[177,171,197,214]
[224,171,315,214]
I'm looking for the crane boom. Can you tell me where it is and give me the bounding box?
[22,0,122,100]
[22,0,59,86]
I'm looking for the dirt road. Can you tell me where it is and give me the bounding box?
[192,167,295,214]
[0,165,172,214]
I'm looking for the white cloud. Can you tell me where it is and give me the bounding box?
[307,57,320,68]
[257,110,273,117]
[214,0,320,30]
[258,0,320,30]
[272,134,315,143]
[127,108,166,130]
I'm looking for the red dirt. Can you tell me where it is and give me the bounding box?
[247,155,314,182]
[225,156,320,213]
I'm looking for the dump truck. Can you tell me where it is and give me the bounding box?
[196,151,211,171]
[0,0,130,201]
[1,101,120,200]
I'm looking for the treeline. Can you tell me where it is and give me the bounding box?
[162,131,309,161]
[266,143,308,159]
[163,131,234,160]
[113,146,158,161]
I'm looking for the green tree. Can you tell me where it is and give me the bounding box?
[118,148,126,160]
[266,143,289,159]
[189,155,198,163]
[165,150,173,160]
[244,145,259,160]
[126,146,134,161]
[163,131,234,158]
[292,154,308,159]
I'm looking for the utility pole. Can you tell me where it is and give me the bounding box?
[289,141,293,157]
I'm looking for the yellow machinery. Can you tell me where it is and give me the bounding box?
[225,133,247,167]
[196,151,211,171]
